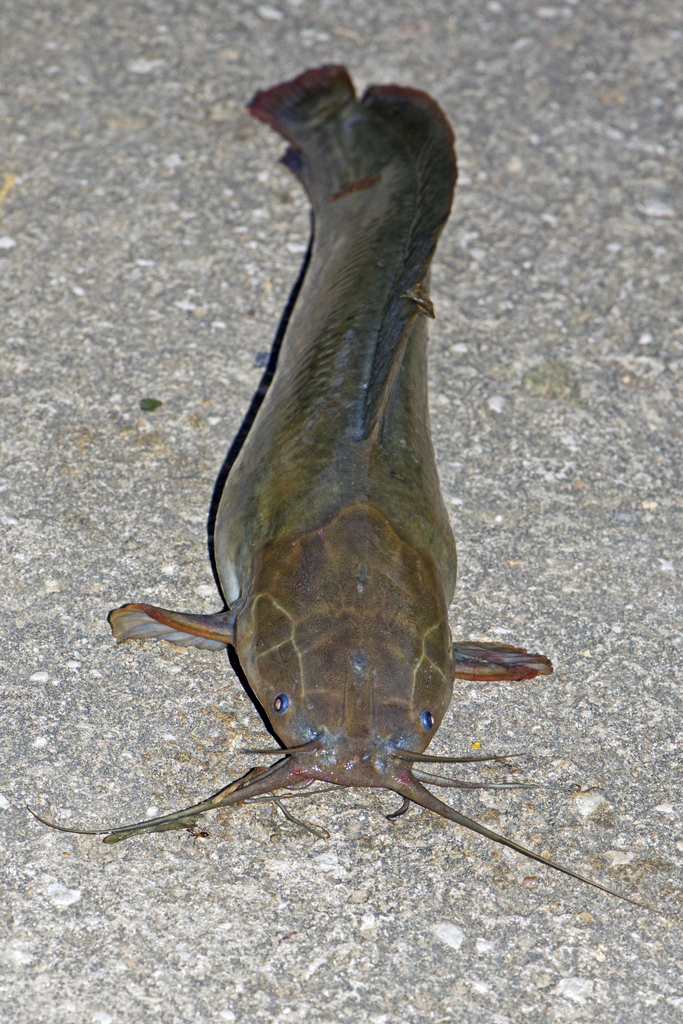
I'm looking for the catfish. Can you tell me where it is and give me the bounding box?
[30,66,644,907]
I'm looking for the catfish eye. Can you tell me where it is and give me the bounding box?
[273,694,290,714]
[421,710,435,730]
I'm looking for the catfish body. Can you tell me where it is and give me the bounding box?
[218,68,458,759]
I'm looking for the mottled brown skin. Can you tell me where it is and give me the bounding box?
[236,502,453,765]
[29,66,648,909]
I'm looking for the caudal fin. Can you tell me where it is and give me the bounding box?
[248,64,354,141]
[246,65,457,438]
[247,64,455,235]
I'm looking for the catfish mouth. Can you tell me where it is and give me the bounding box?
[247,737,407,790]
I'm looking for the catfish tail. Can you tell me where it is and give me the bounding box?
[245,65,457,439]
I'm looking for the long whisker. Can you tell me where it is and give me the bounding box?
[386,796,411,821]
[245,786,338,802]
[272,797,330,840]
[413,769,537,791]
[389,773,652,910]
[27,758,311,844]
[242,739,321,755]
[27,803,206,839]
[391,748,526,764]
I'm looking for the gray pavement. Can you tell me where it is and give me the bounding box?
[1,1,682,1022]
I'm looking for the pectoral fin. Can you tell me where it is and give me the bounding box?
[108,603,237,651]
[452,641,553,681]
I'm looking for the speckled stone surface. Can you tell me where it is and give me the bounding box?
[1,2,682,1022]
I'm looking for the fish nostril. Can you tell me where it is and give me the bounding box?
[274,694,290,714]
[421,710,435,730]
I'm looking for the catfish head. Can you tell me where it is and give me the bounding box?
[234,502,454,791]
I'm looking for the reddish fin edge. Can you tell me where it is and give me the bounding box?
[247,64,354,135]
[452,641,553,682]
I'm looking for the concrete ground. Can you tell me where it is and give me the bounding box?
[1,1,682,1022]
